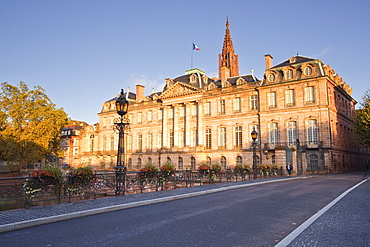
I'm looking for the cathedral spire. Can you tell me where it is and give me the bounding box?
[219,17,239,80]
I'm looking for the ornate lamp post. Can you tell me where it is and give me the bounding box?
[114,89,129,195]
[251,127,258,179]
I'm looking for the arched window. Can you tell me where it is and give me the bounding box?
[218,127,226,149]
[287,122,297,145]
[148,157,152,165]
[178,157,183,170]
[147,133,153,151]
[234,126,243,148]
[138,134,143,152]
[206,156,211,166]
[236,156,243,165]
[138,158,142,170]
[256,155,260,165]
[307,120,318,145]
[128,158,132,170]
[191,157,196,170]
[221,156,227,170]
[308,154,319,170]
[269,123,279,145]
[166,157,172,164]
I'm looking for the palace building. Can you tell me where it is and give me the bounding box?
[61,20,370,174]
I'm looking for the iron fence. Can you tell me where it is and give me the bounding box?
[0,167,285,210]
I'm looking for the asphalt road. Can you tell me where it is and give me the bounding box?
[0,176,360,247]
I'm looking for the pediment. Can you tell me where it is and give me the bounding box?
[159,82,201,99]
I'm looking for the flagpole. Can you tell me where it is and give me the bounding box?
[191,43,194,69]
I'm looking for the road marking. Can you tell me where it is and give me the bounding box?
[275,178,368,247]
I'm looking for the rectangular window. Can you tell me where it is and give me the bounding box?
[233,97,241,112]
[205,129,212,149]
[268,92,276,108]
[250,95,258,110]
[110,137,114,151]
[218,127,226,149]
[148,110,153,122]
[219,99,226,114]
[102,137,107,152]
[234,126,242,148]
[269,123,279,145]
[138,112,142,124]
[286,89,295,106]
[305,86,315,103]
[204,102,211,116]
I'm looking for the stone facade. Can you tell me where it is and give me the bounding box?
[62,20,370,174]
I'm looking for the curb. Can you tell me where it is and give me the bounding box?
[0,177,304,233]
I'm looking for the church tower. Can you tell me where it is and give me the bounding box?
[219,18,239,81]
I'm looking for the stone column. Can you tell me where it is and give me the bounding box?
[173,104,179,147]
[185,102,191,147]
[162,106,168,148]
[197,101,203,147]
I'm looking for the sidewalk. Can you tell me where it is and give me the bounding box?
[0,173,368,247]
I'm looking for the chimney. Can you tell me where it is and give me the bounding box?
[136,84,145,102]
[265,54,273,70]
[220,66,230,83]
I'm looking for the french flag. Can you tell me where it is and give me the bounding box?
[193,43,201,51]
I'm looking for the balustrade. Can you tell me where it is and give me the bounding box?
[0,168,285,210]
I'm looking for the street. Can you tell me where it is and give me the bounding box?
[0,176,360,247]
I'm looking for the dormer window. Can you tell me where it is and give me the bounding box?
[304,67,312,76]
[289,57,297,63]
[286,69,294,80]
[236,77,245,85]
[189,74,197,84]
[268,74,275,82]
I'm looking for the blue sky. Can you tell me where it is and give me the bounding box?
[1,0,369,124]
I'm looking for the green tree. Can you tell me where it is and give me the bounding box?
[0,82,68,168]
[354,89,370,148]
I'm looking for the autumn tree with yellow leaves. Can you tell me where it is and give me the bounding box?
[0,82,68,169]
[354,89,370,148]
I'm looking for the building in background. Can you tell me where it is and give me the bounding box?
[60,121,89,168]
[65,20,370,174]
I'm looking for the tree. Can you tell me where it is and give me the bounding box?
[0,82,68,169]
[354,89,370,148]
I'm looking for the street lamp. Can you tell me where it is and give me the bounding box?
[114,89,130,195]
[251,127,258,179]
